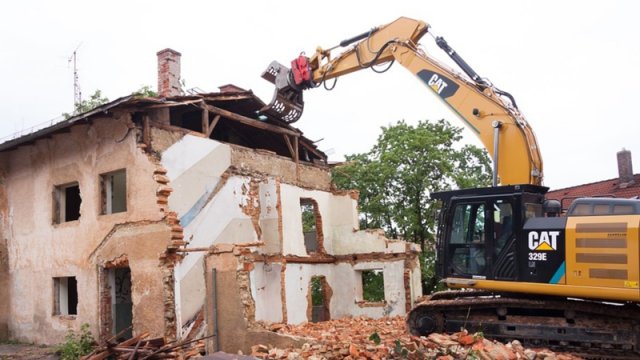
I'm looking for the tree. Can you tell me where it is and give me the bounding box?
[332,119,492,294]
[63,89,109,119]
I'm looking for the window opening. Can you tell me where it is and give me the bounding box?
[361,269,385,302]
[54,182,81,223]
[300,198,322,253]
[101,170,127,214]
[53,276,78,315]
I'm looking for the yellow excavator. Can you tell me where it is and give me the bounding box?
[261,17,640,357]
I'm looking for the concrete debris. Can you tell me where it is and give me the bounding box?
[250,316,583,360]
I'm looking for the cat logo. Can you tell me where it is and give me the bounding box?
[427,74,449,95]
[417,70,459,99]
[528,231,559,251]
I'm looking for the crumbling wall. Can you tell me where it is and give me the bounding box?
[0,158,9,341]
[0,113,169,344]
[205,249,305,354]
[161,134,421,344]
[281,261,408,324]
[229,145,330,191]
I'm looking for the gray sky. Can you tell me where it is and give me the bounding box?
[1,1,639,190]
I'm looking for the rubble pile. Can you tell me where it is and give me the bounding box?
[83,331,206,359]
[251,316,581,360]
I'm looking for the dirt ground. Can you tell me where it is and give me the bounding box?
[0,343,59,359]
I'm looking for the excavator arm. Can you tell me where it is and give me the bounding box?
[261,17,543,186]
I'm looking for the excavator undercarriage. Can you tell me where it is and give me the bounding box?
[408,290,640,359]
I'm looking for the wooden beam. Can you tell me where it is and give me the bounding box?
[198,103,301,137]
[141,99,203,109]
[293,135,299,164]
[206,114,221,138]
[299,139,327,161]
[283,135,294,158]
[143,115,151,149]
[201,108,209,136]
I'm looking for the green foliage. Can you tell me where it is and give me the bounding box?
[58,323,95,360]
[362,270,385,302]
[393,340,409,358]
[131,85,158,98]
[63,90,109,119]
[368,331,381,345]
[301,203,316,233]
[332,119,492,294]
[310,276,325,306]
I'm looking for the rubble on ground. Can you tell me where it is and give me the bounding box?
[250,316,582,360]
[83,330,206,359]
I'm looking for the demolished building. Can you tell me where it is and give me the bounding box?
[0,48,422,353]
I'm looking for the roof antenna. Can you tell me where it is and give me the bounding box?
[68,44,82,113]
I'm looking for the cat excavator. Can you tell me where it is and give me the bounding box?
[261,17,640,357]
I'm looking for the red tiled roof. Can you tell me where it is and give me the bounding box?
[546,174,640,210]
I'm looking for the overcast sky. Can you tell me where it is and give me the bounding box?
[1,1,639,190]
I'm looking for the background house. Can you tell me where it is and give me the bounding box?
[546,149,640,211]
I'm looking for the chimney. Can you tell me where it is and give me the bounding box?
[157,48,182,97]
[617,148,634,184]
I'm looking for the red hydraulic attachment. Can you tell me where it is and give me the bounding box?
[291,55,312,87]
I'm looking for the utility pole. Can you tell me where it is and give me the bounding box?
[68,44,82,112]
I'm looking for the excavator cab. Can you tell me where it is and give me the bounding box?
[433,185,548,283]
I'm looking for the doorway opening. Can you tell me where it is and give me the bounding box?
[308,276,331,322]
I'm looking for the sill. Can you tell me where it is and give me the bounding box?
[53,314,77,320]
[99,210,128,217]
[355,300,386,308]
[52,220,80,228]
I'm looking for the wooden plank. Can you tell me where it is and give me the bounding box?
[142,115,151,149]
[198,103,300,137]
[201,108,209,136]
[283,135,294,158]
[206,114,221,138]
[299,139,326,161]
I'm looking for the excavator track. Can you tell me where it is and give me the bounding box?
[407,290,640,359]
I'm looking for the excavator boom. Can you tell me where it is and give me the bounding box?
[261,16,543,186]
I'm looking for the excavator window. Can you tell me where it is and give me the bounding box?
[446,198,517,278]
[449,203,487,275]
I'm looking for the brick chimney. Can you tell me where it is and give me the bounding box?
[617,148,634,184]
[157,48,182,97]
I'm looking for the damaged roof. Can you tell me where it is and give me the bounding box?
[0,86,327,163]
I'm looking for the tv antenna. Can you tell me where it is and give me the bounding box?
[68,44,82,111]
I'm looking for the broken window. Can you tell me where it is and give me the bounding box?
[309,276,330,322]
[301,198,322,253]
[53,276,78,316]
[100,169,127,214]
[53,182,81,223]
[361,269,385,302]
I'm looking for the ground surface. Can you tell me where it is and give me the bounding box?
[0,343,58,359]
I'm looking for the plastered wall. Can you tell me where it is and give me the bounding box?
[0,114,170,344]
[164,136,421,337]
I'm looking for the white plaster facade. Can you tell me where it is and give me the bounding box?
[164,135,422,333]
